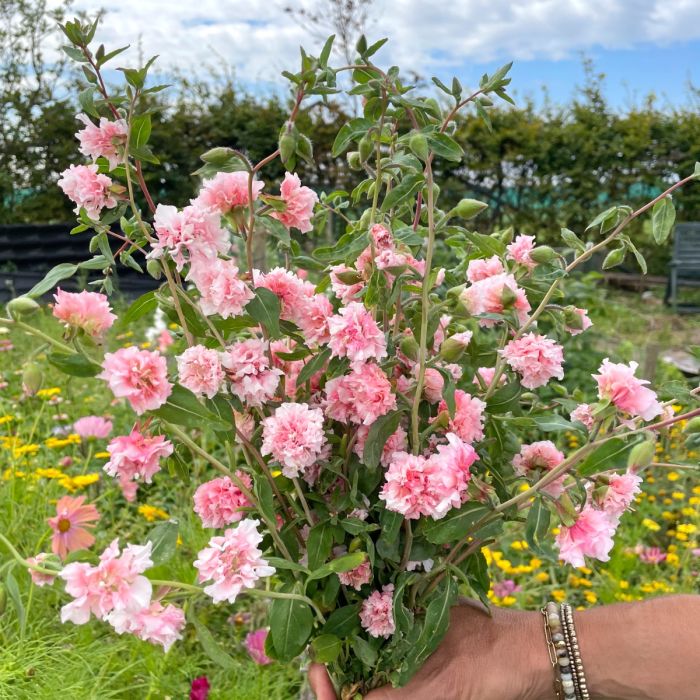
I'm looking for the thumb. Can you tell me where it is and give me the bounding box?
[308,662,337,700]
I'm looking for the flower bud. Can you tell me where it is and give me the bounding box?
[146,259,162,280]
[498,226,514,244]
[279,133,296,165]
[359,209,372,229]
[400,335,420,362]
[335,269,363,285]
[7,296,40,319]
[529,246,556,264]
[563,306,584,331]
[409,133,429,161]
[627,440,656,469]
[296,134,313,162]
[602,247,626,270]
[22,362,43,396]
[683,416,700,434]
[439,337,468,362]
[446,284,466,299]
[501,283,517,309]
[433,410,451,429]
[557,493,578,527]
[348,538,363,553]
[347,151,362,170]
[455,198,488,220]
[358,134,373,162]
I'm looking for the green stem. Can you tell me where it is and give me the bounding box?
[292,478,313,526]
[0,318,74,354]
[244,588,326,625]
[0,533,58,576]
[150,578,202,593]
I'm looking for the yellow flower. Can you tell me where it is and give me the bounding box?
[677,523,697,534]
[552,589,567,603]
[535,572,549,582]
[510,540,529,551]
[140,341,152,349]
[36,387,61,399]
[138,504,169,522]
[584,591,598,604]
[3,468,26,480]
[692,486,700,496]
[662,511,675,520]
[666,552,680,566]
[672,492,685,501]
[0,415,14,425]
[95,451,111,459]
[59,473,99,491]
[518,483,530,492]
[13,444,40,457]
[619,580,629,589]
[499,596,517,607]
[647,475,656,484]
[529,557,542,569]
[642,518,661,531]
[35,468,65,479]
[666,471,681,481]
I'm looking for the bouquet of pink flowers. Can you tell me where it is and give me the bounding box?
[3,17,700,698]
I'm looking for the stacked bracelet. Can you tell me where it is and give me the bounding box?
[560,603,590,700]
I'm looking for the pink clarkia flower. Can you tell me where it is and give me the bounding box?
[593,359,662,421]
[337,558,372,591]
[75,113,128,170]
[473,366,505,389]
[422,367,445,404]
[73,415,113,440]
[109,600,185,652]
[48,495,100,559]
[601,471,642,519]
[460,273,531,327]
[194,519,276,604]
[328,302,387,366]
[187,257,253,319]
[506,234,536,268]
[177,345,224,399]
[58,164,117,219]
[270,172,318,232]
[254,267,315,322]
[150,203,230,270]
[566,308,593,336]
[261,402,327,478]
[60,539,153,625]
[359,584,395,638]
[555,506,617,567]
[27,553,57,587]
[324,362,396,425]
[438,390,486,444]
[501,333,565,389]
[329,264,363,304]
[353,423,408,467]
[193,171,264,213]
[432,432,478,491]
[53,289,116,339]
[99,347,172,415]
[571,403,595,430]
[296,293,333,346]
[513,441,565,497]
[466,255,505,283]
[194,473,253,528]
[220,339,282,407]
[245,628,273,665]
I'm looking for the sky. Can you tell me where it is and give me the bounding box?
[54,0,700,109]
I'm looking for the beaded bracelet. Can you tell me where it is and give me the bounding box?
[560,603,590,700]
[542,601,575,700]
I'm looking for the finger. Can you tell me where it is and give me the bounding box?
[308,662,337,700]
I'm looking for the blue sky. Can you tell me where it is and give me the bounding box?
[58,0,700,110]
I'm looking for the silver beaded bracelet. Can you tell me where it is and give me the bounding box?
[561,603,590,700]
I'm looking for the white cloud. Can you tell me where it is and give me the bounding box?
[50,0,700,84]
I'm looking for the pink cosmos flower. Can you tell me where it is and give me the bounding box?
[254,267,315,322]
[190,676,210,700]
[177,345,224,399]
[270,172,318,232]
[60,539,153,625]
[324,363,396,425]
[53,289,116,339]
[571,403,595,430]
[245,628,273,665]
[99,347,172,415]
[104,430,174,500]
[194,473,253,528]
[353,423,408,467]
[506,234,536,268]
[48,495,100,559]
[555,506,617,567]
[75,113,128,170]
[58,163,117,219]
[460,273,531,327]
[193,171,264,213]
[513,441,565,497]
[220,339,282,407]
[187,257,253,319]
[593,359,662,421]
[150,204,230,270]
[73,415,113,439]
[466,255,505,283]
[438,390,486,444]
[637,546,667,564]
[601,471,642,519]
[501,333,565,389]
[338,558,372,590]
[566,308,593,336]
[359,584,395,638]
[194,519,276,604]
[328,302,387,365]
[329,264,363,304]
[261,402,327,477]
[109,600,185,652]
[27,553,57,587]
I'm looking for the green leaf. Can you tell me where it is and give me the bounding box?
[131,114,152,148]
[426,133,463,162]
[26,263,78,298]
[380,174,424,212]
[191,615,236,669]
[78,87,99,118]
[351,635,378,668]
[578,437,644,477]
[253,474,276,525]
[296,347,332,387]
[322,604,361,637]
[5,571,25,628]
[319,35,335,66]
[331,118,373,157]
[307,552,366,582]
[362,410,405,469]
[152,384,227,428]
[47,352,101,377]
[525,498,551,556]
[464,231,506,257]
[311,634,342,663]
[246,288,281,339]
[266,557,309,574]
[602,247,626,270]
[269,595,313,661]
[376,509,403,561]
[651,196,676,244]
[560,227,586,253]
[532,415,580,433]
[486,382,521,414]
[306,522,334,571]
[146,520,179,565]
[121,291,158,326]
[421,502,491,545]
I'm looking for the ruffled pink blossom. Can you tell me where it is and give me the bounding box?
[328,302,387,365]
[359,584,395,638]
[75,113,128,170]
[295,293,333,346]
[187,257,253,319]
[60,539,153,625]
[422,368,445,403]
[27,553,57,587]
[104,430,174,500]
[194,473,253,528]
[460,273,530,327]
[353,423,408,467]
[566,308,593,336]
[338,558,372,590]
[254,267,315,322]
[432,432,478,492]
[324,363,396,425]
[473,366,505,389]
[513,441,565,497]
[99,347,172,415]
[193,171,264,213]
[506,234,536,268]
[593,359,662,421]
[58,164,117,219]
[555,506,617,567]
[370,223,393,249]
[270,172,318,233]
[150,204,230,270]
[571,403,595,430]
[221,339,282,407]
[53,289,116,339]
[73,416,112,439]
[438,390,486,444]
[245,628,273,665]
[194,519,275,604]
[501,333,565,389]
[466,255,505,283]
[601,471,642,519]
[261,402,327,477]
[330,264,363,304]
[177,345,224,399]
[109,600,185,651]
[48,495,100,559]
